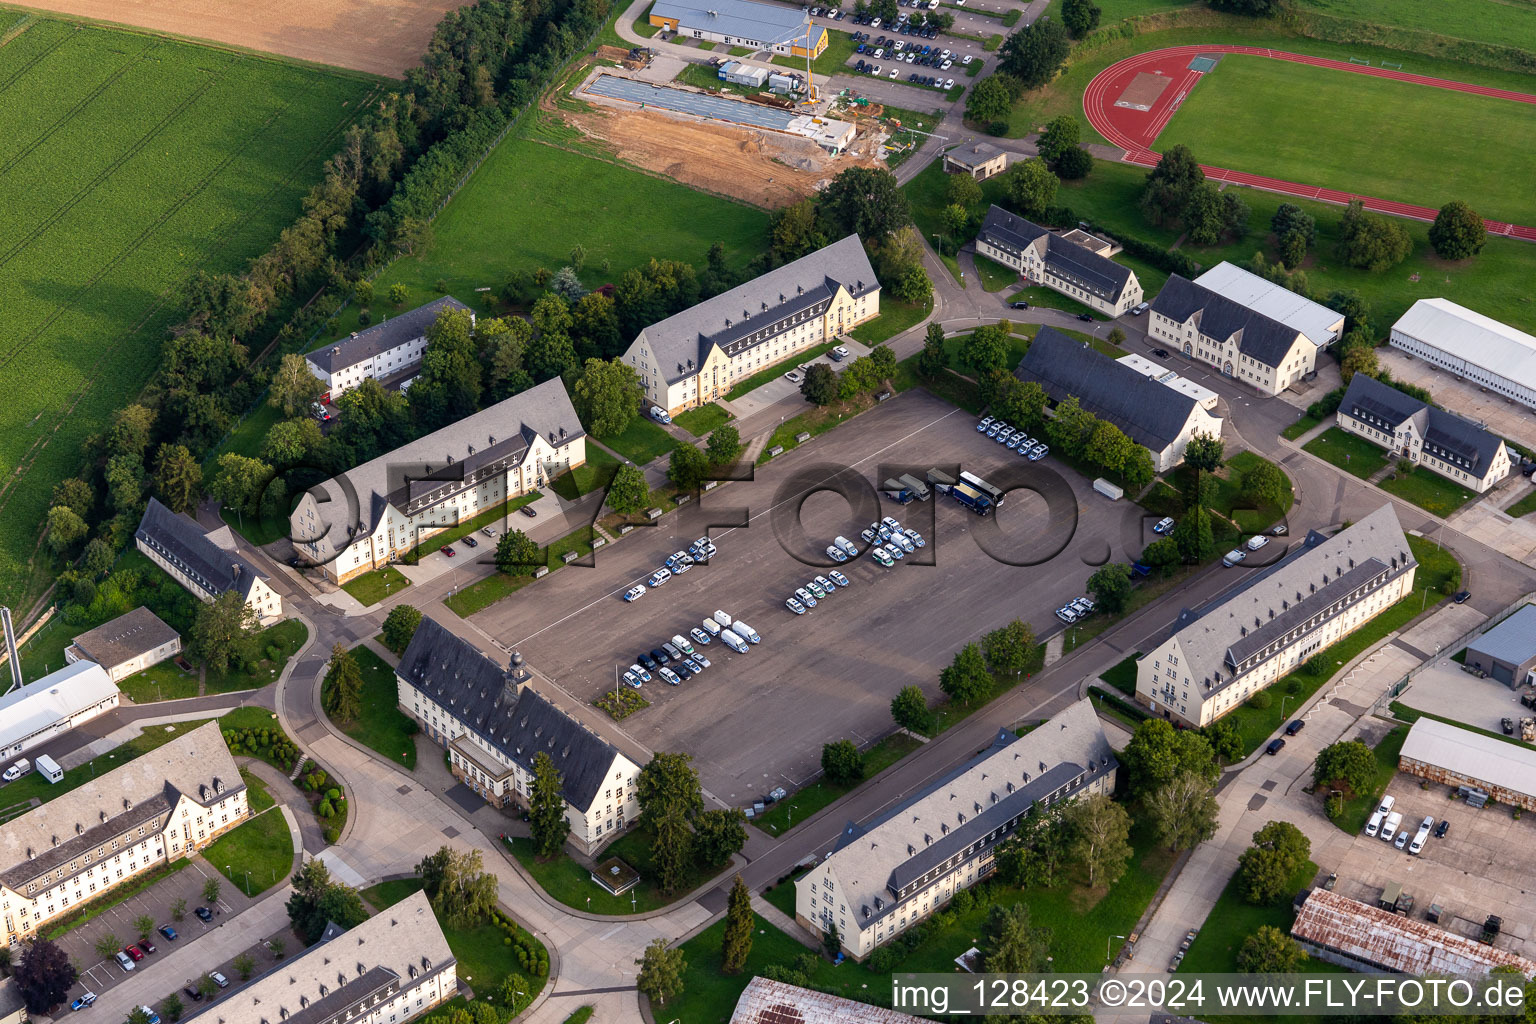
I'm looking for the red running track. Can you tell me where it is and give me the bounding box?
[1082,44,1536,241]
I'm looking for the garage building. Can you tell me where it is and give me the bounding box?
[1465,605,1536,688]
[1398,716,1536,810]
[1292,888,1536,976]
[1390,298,1536,411]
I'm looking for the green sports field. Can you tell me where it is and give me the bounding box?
[1157,54,1536,226]
[0,15,374,607]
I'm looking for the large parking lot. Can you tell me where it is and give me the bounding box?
[1328,773,1536,956]
[473,390,1161,805]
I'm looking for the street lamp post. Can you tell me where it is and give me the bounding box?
[1106,934,1126,961]
[1280,695,1293,720]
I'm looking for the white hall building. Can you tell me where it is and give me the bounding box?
[623,235,879,416]
[290,378,584,584]
[0,723,247,947]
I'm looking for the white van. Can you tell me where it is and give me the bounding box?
[1365,809,1386,837]
[1379,811,1403,843]
[700,618,722,637]
[720,630,749,654]
[731,620,761,644]
[1409,816,1434,855]
[713,610,733,628]
[1376,794,1395,817]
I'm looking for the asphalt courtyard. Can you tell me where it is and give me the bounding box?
[472,390,1162,805]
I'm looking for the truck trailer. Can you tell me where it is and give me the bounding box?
[898,474,931,500]
[926,468,956,491]
[881,479,914,504]
[950,482,993,516]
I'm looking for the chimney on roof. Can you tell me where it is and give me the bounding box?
[232,563,241,579]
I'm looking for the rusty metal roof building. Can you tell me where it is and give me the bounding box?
[1292,889,1536,977]
[730,977,924,1023]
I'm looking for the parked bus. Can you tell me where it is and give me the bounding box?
[959,471,1005,508]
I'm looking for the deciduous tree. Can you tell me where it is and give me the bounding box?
[651,805,694,893]
[1237,925,1304,973]
[1184,431,1224,473]
[801,363,839,405]
[269,353,326,417]
[45,506,88,554]
[573,358,642,438]
[209,453,275,519]
[1241,458,1286,508]
[940,642,992,704]
[494,529,541,576]
[1054,145,1093,180]
[417,846,498,928]
[1429,200,1486,260]
[947,172,984,208]
[1336,200,1412,272]
[983,618,1035,675]
[605,463,650,515]
[1139,145,1204,226]
[1066,793,1132,887]
[821,739,865,785]
[1037,114,1081,163]
[692,808,747,865]
[1087,563,1133,613]
[1006,157,1058,219]
[965,73,1017,125]
[190,591,259,675]
[999,17,1070,90]
[1237,821,1310,905]
[962,323,1010,374]
[1146,771,1220,851]
[815,167,911,242]
[1122,718,1220,797]
[1312,740,1376,794]
[891,684,935,733]
[667,441,710,492]
[706,424,742,465]
[635,938,686,1007]
[1061,0,1100,36]
[1271,203,1316,247]
[381,605,423,654]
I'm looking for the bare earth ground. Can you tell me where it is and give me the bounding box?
[8,0,464,76]
[546,64,885,208]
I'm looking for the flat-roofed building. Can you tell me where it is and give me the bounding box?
[65,607,181,684]
[1390,298,1536,411]
[796,699,1116,959]
[396,618,640,855]
[0,722,246,946]
[942,143,1008,181]
[1135,505,1416,727]
[1115,353,1219,410]
[291,378,584,584]
[1398,716,1536,811]
[975,207,1142,318]
[1017,327,1222,472]
[1148,274,1319,395]
[185,890,456,1024]
[648,0,827,57]
[1336,372,1512,494]
[306,297,473,403]
[0,662,120,763]
[622,235,878,415]
[1193,261,1344,350]
[1292,888,1536,977]
[1465,605,1536,688]
[135,499,282,622]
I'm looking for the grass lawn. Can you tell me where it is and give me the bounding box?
[204,618,309,695]
[1282,413,1322,440]
[1219,535,1453,754]
[550,444,621,500]
[321,137,771,341]
[1007,285,1100,317]
[769,29,858,78]
[1303,426,1389,479]
[893,358,984,413]
[0,19,374,613]
[596,417,677,465]
[1181,858,1340,975]
[503,836,681,914]
[323,646,418,769]
[446,524,598,615]
[973,253,1018,292]
[1159,55,1536,227]
[360,880,546,1002]
[757,394,879,465]
[849,298,932,345]
[1378,465,1480,517]
[201,808,294,897]
[241,769,275,813]
[408,491,543,559]
[1508,488,1536,518]
[1333,725,1409,833]
[724,341,840,401]
[118,659,201,704]
[751,734,921,834]
[1,719,212,808]
[1100,653,1140,696]
[341,566,411,607]
[673,403,732,437]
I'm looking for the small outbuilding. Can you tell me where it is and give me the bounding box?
[942,143,1008,181]
[1465,605,1536,688]
[66,606,182,683]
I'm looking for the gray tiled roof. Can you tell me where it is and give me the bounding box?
[0,977,22,1020]
[306,296,471,374]
[820,699,1114,929]
[1467,605,1536,667]
[70,606,179,671]
[945,143,1005,170]
[135,498,267,601]
[300,377,583,550]
[0,722,240,890]
[1017,327,1200,452]
[1152,504,1414,699]
[1150,274,1305,368]
[977,207,1133,302]
[1339,372,1507,475]
[397,618,622,813]
[632,235,877,386]
[184,890,455,1024]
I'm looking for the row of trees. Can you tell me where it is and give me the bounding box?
[1140,145,1250,246]
[799,344,898,406]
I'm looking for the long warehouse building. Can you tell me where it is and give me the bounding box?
[1390,298,1536,410]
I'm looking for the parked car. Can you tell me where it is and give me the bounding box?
[442,545,456,558]
[629,664,652,683]
[482,526,498,538]
[1152,348,1170,358]
[795,587,818,608]
[977,415,994,431]
[806,579,827,599]
[210,973,229,989]
[137,940,156,955]
[1379,811,1403,843]
[159,926,177,941]
[1285,719,1305,736]
[1055,606,1078,624]
[693,653,711,669]
[195,906,213,922]
[1077,313,1095,322]
[659,667,681,686]
[673,663,693,681]
[825,544,848,563]
[1010,300,1030,309]
[460,535,478,548]
[72,993,98,1011]
[671,634,695,655]
[785,370,804,384]
[1131,301,1150,315]
[637,652,657,670]
[871,547,894,566]
[183,988,204,1003]
[662,641,683,661]
[1454,590,1472,604]
[1434,819,1450,838]
[1265,738,1286,755]
[622,670,642,688]
[786,596,806,615]
[1153,517,1175,534]
[690,627,712,646]
[519,504,537,518]
[1246,534,1270,551]
[831,345,850,360]
[649,405,672,424]
[1394,828,1410,850]
[828,569,850,587]
[648,569,671,587]
[1222,548,1247,566]
[624,585,646,602]
[124,946,144,963]
[114,951,135,971]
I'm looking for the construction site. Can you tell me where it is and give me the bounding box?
[537,47,910,208]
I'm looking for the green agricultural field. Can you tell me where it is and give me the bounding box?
[322,137,772,338]
[1158,55,1536,226]
[1293,0,1536,55]
[0,18,376,610]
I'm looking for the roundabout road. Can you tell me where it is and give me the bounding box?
[1081,43,1536,240]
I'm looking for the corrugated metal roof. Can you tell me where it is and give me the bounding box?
[1193,261,1344,348]
[1467,605,1536,667]
[1293,888,1536,977]
[651,0,820,47]
[731,977,924,1023]
[1400,716,1536,801]
[1393,298,1536,395]
[0,661,118,752]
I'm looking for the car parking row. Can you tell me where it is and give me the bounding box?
[1365,794,1448,854]
[976,415,1050,462]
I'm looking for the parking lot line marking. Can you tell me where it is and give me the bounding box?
[505,405,964,650]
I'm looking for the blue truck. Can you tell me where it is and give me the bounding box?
[881,478,915,504]
[949,482,993,516]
